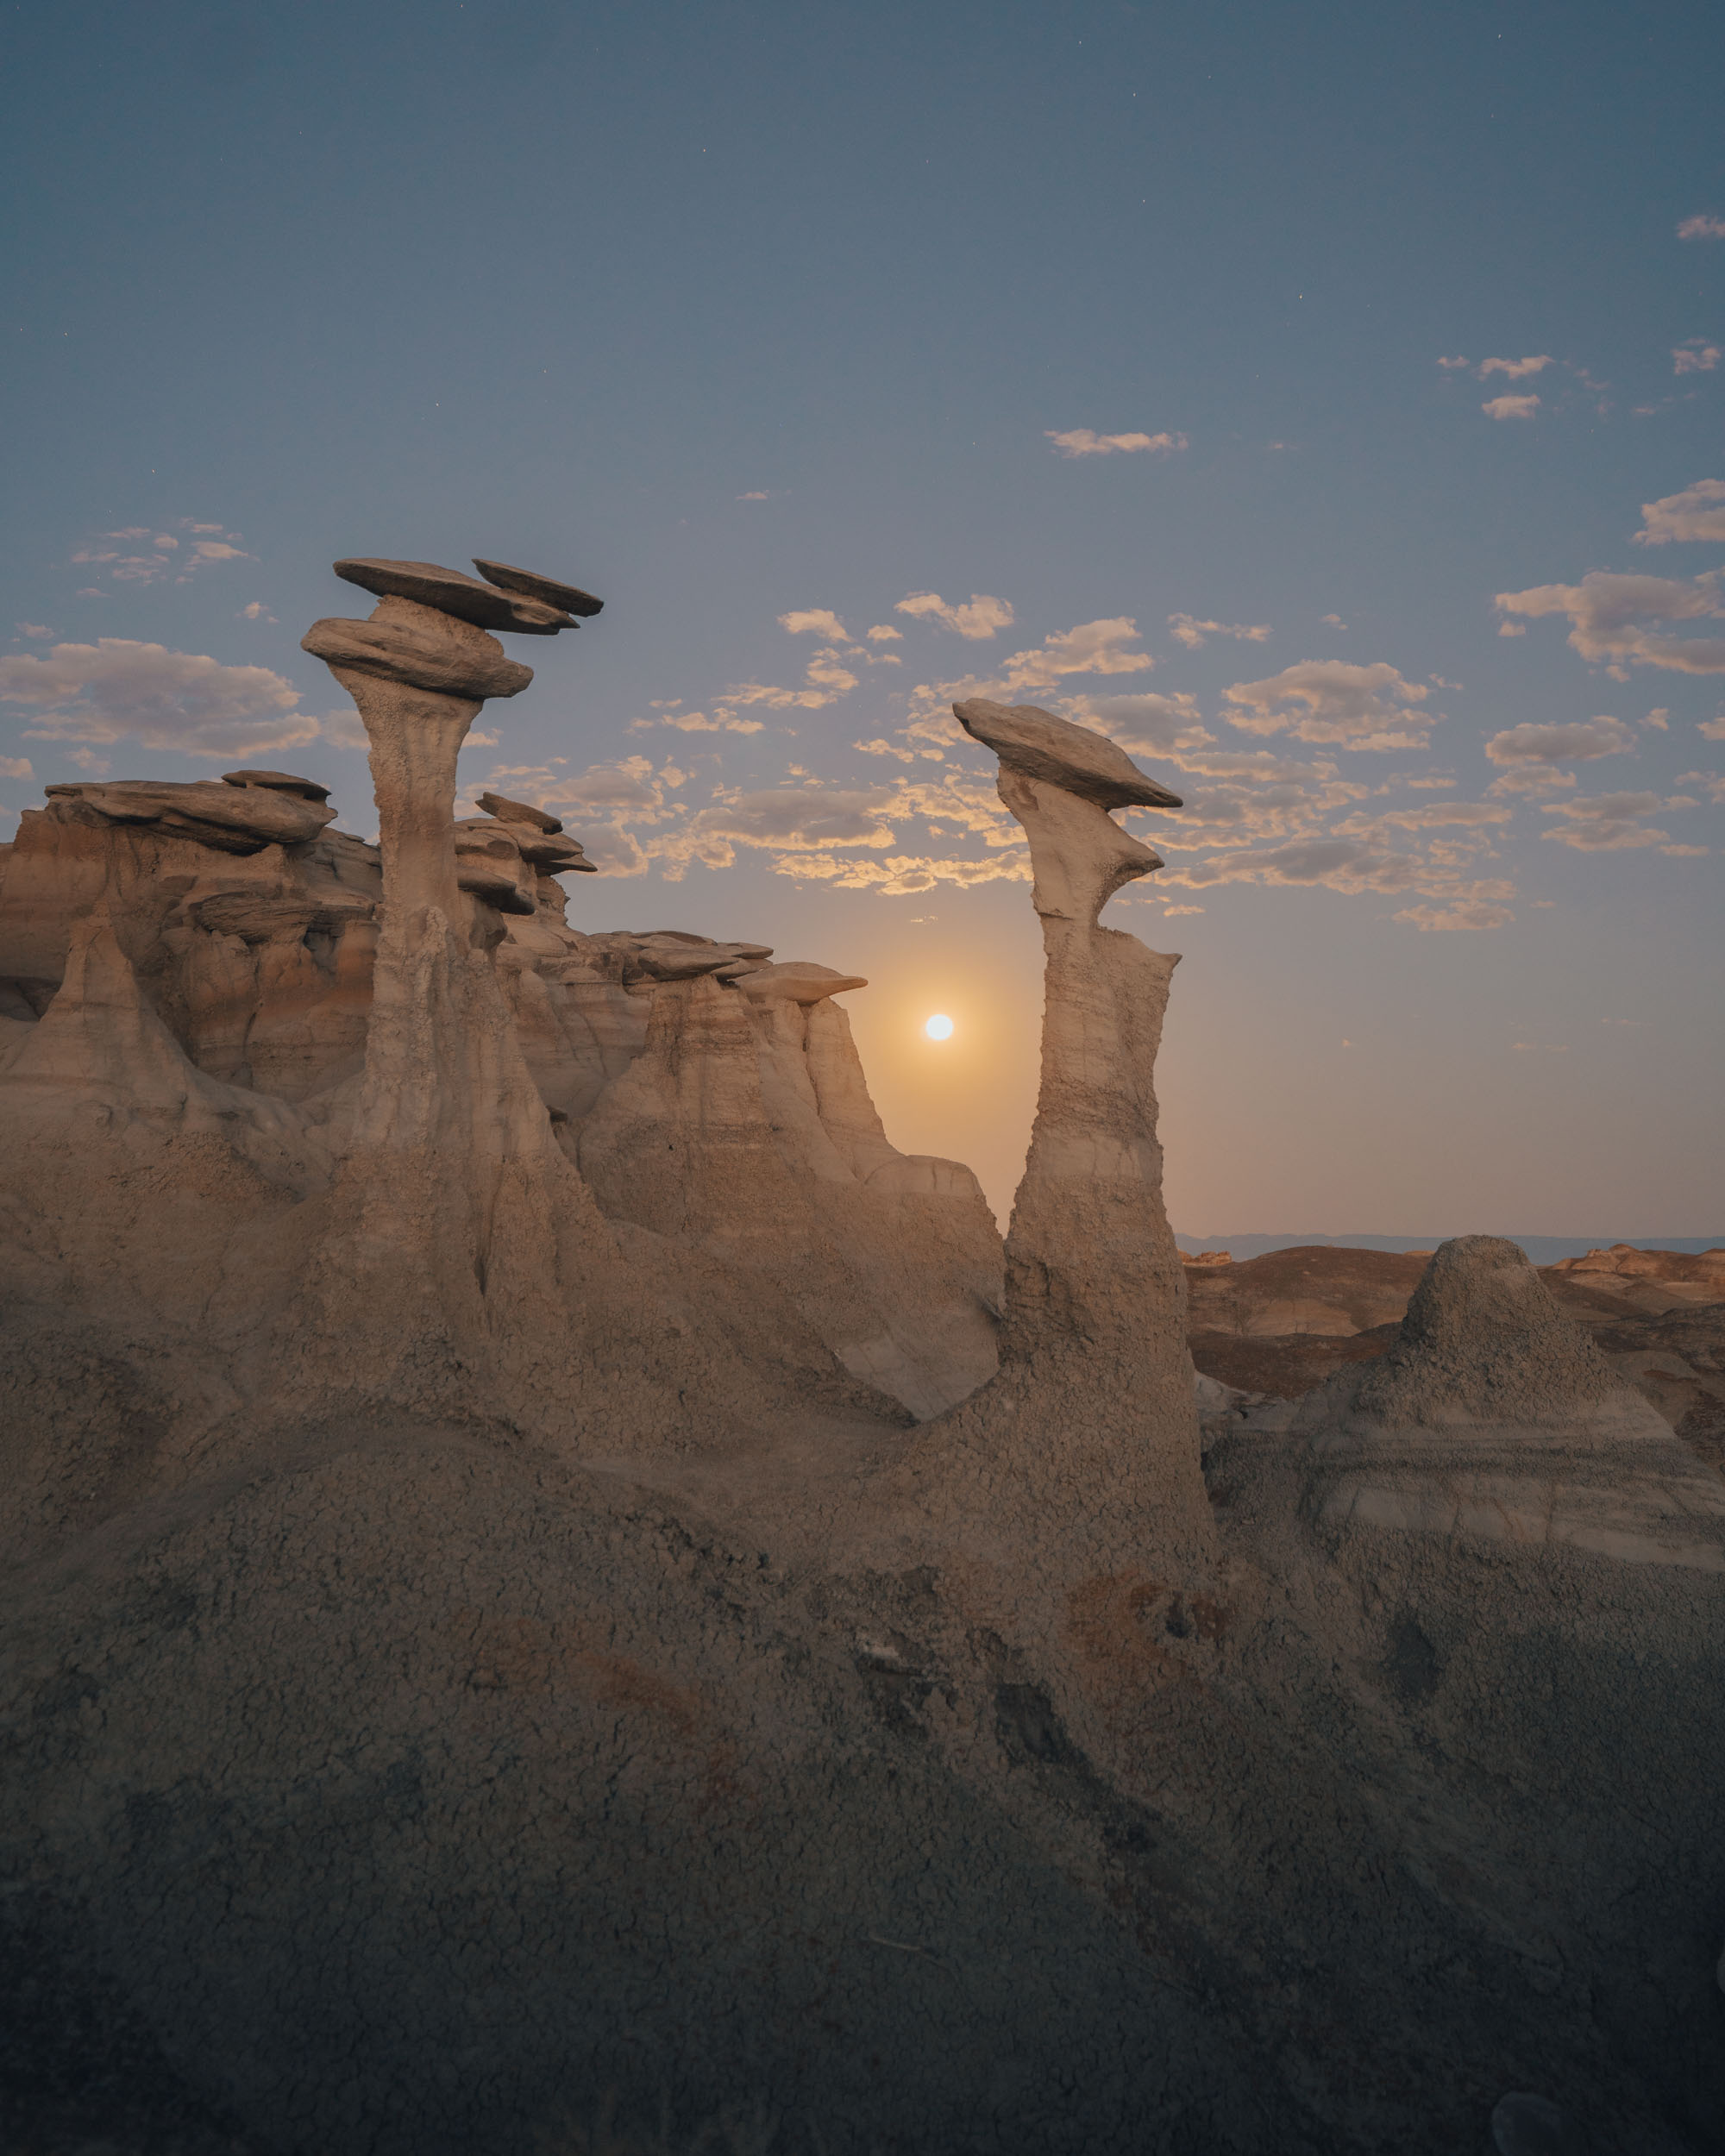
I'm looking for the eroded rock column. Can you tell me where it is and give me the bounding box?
[901,699,1217,1574]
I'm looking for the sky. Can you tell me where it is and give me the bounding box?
[2,0,1722,1236]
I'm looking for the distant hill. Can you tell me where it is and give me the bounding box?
[1175,1232,1725,1265]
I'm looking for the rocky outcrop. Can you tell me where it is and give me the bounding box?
[1293,1236,1672,1442]
[897,699,1214,1572]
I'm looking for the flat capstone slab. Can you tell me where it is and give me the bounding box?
[222,769,331,802]
[334,559,574,636]
[954,696,1183,811]
[474,560,604,617]
[476,789,563,833]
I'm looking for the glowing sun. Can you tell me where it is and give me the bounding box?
[924,1013,955,1041]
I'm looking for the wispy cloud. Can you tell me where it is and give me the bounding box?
[1044,429,1188,458]
[1494,570,1725,675]
[1674,339,1722,376]
[1222,660,1435,749]
[1633,479,1725,546]
[1484,716,1637,792]
[1677,214,1725,241]
[865,624,902,643]
[70,521,251,587]
[0,638,319,757]
[1167,613,1271,650]
[894,591,1016,639]
[1394,900,1516,931]
[16,624,53,640]
[1478,355,1553,380]
[1482,393,1541,420]
[238,600,277,623]
[779,608,850,640]
[1540,790,1702,852]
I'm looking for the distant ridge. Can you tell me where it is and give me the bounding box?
[1174,1232,1725,1265]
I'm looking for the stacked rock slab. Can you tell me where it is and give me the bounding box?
[293,555,626,1423]
[898,699,1217,1569]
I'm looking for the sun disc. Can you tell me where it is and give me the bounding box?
[924,1013,954,1041]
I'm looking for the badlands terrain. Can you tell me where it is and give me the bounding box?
[0,556,1721,2156]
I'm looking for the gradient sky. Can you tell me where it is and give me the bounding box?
[3,0,1721,1234]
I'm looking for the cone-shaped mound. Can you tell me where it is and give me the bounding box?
[1326,1234,1668,1438]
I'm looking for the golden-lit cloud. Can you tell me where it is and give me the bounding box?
[894,591,1016,639]
[1044,429,1187,458]
[1222,660,1434,749]
[1493,571,1725,675]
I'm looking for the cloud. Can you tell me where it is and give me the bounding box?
[1436,356,1471,370]
[1478,356,1553,380]
[737,492,770,500]
[646,710,765,734]
[1167,614,1272,650]
[16,624,53,639]
[1633,481,1725,545]
[1644,708,1670,729]
[894,592,1016,639]
[779,608,850,641]
[1044,429,1188,458]
[771,851,1031,895]
[69,521,250,586]
[1074,691,1212,758]
[0,638,319,757]
[865,624,903,643]
[1674,340,1722,376]
[1158,835,1503,899]
[1678,769,1725,802]
[1678,215,1725,240]
[683,785,899,856]
[999,617,1151,686]
[1700,717,1725,740]
[1222,661,1433,749]
[1394,900,1515,931]
[1494,571,1725,674]
[724,647,860,708]
[1321,614,1346,629]
[238,600,277,623]
[1539,790,1691,850]
[1485,716,1637,770]
[1482,394,1541,420]
[0,756,34,780]
[1364,800,1511,830]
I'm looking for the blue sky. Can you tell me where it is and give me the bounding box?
[3,0,1721,1233]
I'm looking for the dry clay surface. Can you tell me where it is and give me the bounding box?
[0,634,1721,2155]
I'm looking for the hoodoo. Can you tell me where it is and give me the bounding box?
[897,697,1217,1575]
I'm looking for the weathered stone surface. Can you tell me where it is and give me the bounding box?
[476,788,563,832]
[735,961,868,1002]
[1302,1235,1672,1440]
[41,778,335,853]
[955,695,1183,810]
[581,928,774,986]
[334,557,574,633]
[223,768,332,802]
[896,699,1214,1573]
[473,557,605,617]
[303,604,535,700]
[454,818,538,916]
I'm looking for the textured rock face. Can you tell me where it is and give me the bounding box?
[900,698,1214,1572]
[1306,1235,1672,1440]
[3,576,1723,2156]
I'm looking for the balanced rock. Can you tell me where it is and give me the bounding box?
[735,961,867,1003]
[334,557,574,634]
[473,558,605,617]
[955,696,1183,810]
[453,819,538,916]
[477,789,563,832]
[302,604,535,702]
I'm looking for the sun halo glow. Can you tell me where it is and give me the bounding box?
[924,1013,955,1042]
